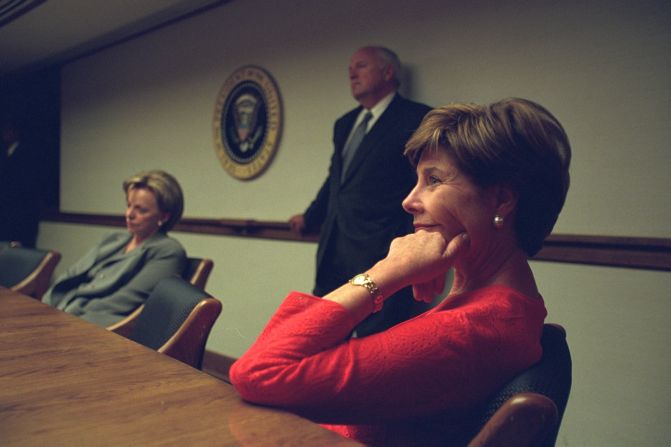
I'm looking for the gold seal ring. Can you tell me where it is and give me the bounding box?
[213,65,283,180]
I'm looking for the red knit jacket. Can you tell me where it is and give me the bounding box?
[230,284,546,445]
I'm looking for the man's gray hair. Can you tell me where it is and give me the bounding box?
[372,46,402,88]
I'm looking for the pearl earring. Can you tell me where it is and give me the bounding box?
[493,215,504,229]
[157,221,163,227]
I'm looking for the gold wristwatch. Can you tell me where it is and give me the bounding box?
[349,273,384,313]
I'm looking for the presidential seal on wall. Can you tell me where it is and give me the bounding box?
[213,65,283,180]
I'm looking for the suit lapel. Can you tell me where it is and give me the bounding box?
[341,95,403,184]
[96,232,161,268]
[85,234,134,273]
[87,233,161,276]
[67,234,126,276]
[335,109,361,184]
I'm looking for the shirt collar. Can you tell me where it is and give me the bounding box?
[356,92,395,130]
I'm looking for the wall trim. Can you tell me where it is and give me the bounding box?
[43,212,671,271]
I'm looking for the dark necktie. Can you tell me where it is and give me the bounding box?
[341,111,373,180]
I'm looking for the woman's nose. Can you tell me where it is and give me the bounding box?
[402,187,420,214]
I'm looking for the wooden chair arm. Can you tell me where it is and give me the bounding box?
[107,305,145,337]
[11,251,61,299]
[468,392,558,447]
[187,258,214,290]
[160,298,222,369]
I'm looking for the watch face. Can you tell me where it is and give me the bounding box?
[352,274,367,285]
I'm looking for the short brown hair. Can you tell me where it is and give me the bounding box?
[123,170,184,232]
[404,98,571,256]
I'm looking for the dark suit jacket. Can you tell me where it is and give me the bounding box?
[0,140,40,247]
[304,94,431,336]
[42,232,186,327]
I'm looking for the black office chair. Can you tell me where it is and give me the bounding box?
[119,276,222,369]
[106,257,214,334]
[466,323,572,447]
[0,246,61,299]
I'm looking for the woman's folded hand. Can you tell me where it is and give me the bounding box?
[384,231,469,301]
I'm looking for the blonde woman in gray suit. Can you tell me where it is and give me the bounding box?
[43,170,186,327]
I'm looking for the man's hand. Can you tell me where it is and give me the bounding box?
[288,214,306,235]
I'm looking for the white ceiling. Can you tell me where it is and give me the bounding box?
[0,0,228,76]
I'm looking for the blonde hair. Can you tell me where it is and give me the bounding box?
[123,170,184,232]
[405,98,571,256]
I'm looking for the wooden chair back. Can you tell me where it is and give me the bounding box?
[183,257,214,290]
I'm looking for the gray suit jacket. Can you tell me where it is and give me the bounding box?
[42,232,186,327]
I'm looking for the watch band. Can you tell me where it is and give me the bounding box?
[349,273,384,313]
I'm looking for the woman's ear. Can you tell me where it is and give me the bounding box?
[494,185,518,218]
[160,213,171,227]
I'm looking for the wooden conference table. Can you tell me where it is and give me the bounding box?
[0,288,359,446]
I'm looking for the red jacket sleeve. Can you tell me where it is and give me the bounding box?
[230,286,546,425]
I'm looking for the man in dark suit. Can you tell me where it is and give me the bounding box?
[289,46,431,337]
[0,118,40,247]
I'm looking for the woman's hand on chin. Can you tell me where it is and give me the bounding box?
[384,231,469,300]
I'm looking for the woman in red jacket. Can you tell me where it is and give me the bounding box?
[231,98,572,446]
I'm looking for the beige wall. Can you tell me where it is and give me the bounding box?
[38,0,671,445]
